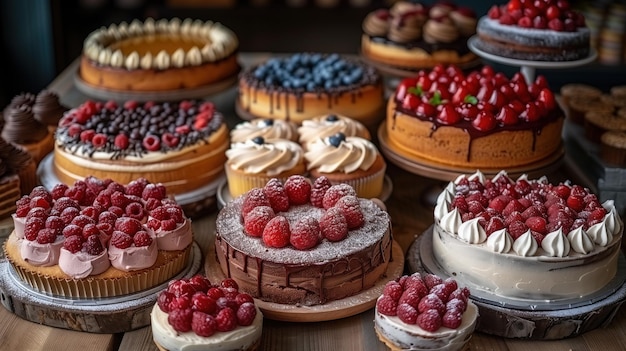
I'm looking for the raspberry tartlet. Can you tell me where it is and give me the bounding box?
[374,273,479,351]
[215,175,394,306]
[151,276,263,351]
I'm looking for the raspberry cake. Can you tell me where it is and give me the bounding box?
[151,276,263,351]
[80,18,239,92]
[214,176,394,306]
[375,273,478,351]
[361,1,479,71]
[3,176,194,298]
[53,99,228,196]
[237,53,384,127]
[431,170,623,302]
[475,0,590,61]
[385,64,564,169]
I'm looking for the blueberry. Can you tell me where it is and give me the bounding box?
[260,119,273,127]
[264,76,275,86]
[306,81,317,91]
[324,80,334,89]
[326,114,338,122]
[282,80,292,89]
[328,132,345,147]
[252,136,264,145]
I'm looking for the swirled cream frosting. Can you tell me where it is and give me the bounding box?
[298,114,370,148]
[230,119,298,143]
[304,135,377,174]
[226,138,303,176]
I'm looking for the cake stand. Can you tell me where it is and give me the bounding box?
[407,229,626,340]
[36,153,224,218]
[467,36,598,83]
[0,242,202,333]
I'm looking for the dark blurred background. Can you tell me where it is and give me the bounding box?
[1,0,624,108]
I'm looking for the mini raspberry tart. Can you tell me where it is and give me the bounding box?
[214,175,394,306]
[3,176,194,298]
[385,64,564,169]
[475,0,590,61]
[374,273,478,351]
[151,276,263,351]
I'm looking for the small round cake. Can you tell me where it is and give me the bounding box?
[230,118,298,143]
[361,1,479,72]
[374,273,478,351]
[475,0,590,61]
[297,114,371,149]
[215,176,394,306]
[53,100,228,196]
[2,104,54,164]
[80,18,240,91]
[151,276,263,351]
[3,176,194,298]
[431,170,623,303]
[385,64,564,169]
[600,131,626,167]
[237,53,384,127]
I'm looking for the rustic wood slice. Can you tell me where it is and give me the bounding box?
[407,232,626,340]
[0,242,202,333]
[205,239,405,322]
[377,122,565,182]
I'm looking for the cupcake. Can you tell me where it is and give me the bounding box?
[0,137,37,196]
[584,110,626,143]
[560,84,603,124]
[304,132,386,199]
[567,97,614,125]
[600,130,626,167]
[32,90,68,129]
[298,114,371,150]
[230,118,298,143]
[225,137,306,198]
[151,276,263,351]
[1,104,53,164]
[374,273,479,351]
[610,85,626,99]
[600,93,626,109]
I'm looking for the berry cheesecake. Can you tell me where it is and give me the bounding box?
[3,176,194,298]
[53,99,228,196]
[475,0,590,61]
[214,176,394,306]
[361,1,479,71]
[80,18,240,91]
[375,273,478,351]
[432,170,623,302]
[237,53,384,127]
[151,276,263,351]
[385,64,564,169]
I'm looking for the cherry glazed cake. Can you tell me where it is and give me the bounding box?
[375,273,478,351]
[432,170,623,302]
[475,0,590,61]
[385,64,564,169]
[53,99,228,197]
[3,176,194,298]
[361,0,479,71]
[151,276,263,351]
[237,53,384,127]
[80,17,240,91]
[214,175,394,306]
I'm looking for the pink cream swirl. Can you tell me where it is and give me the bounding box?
[108,239,158,271]
[58,248,111,278]
[150,219,193,251]
[20,236,64,267]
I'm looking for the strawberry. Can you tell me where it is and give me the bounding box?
[566,195,585,212]
[262,216,290,248]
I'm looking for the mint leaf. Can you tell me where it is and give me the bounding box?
[464,95,478,104]
[408,84,423,96]
[429,91,442,105]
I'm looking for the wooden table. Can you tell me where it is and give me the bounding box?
[1,54,626,351]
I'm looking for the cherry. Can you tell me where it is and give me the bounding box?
[548,18,564,31]
[508,0,522,12]
[402,94,420,110]
[523,7,539,19]
[496,105,519,125]
[488,90,507,109]
[508,100,525,114]
[533,16,548,29]
[488,5,501,19]
[472,110,497,131]
[537,88,556,110]
[545,5,560,20]
[518,16,532,28]
[416,103,437,118]
[564,18,577,32]
[556,0,570,11]
[533,0,548,12]
[520,103,541,122]
[480,65,495,77]
[499,84,515,99]
[457,103,479,121]
[437,105,461,125]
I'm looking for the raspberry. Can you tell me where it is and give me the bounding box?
[442,309,463,329]
[221,287,239,301]
[71,214,95,228]
[220,278,239,290]
[82,223,100,239]
[63,235,84,253]
[114,134,129,150]
[191,293,217,314]
[91,133,107,148]
[168,308,193,332]
[58,207,78,225]
[262,215,290,248]
[143,135,161,151]
[398,289,421,309]
[417,309,443,332]
[397,303,419,325]
[284,175,311,205]
[488,195,511,213]
[467,200,484,215]
[45,215,64,232]
[97,222,114,236]
[403,274,429,298]
[98,211,118,225]
[322,184,356,209]
[424,274,443,290]
[93,193,111,209]
[110,231,133,249]
[142,183,166,200]
[161,218,177,231]
[311,176,332,208]
[162,133,180,148]
[15,196,31,217]
[24,217,44,241]
[189,274,212,292]
[236,302,257,326]
[123,100,139,110]
[110,191,129,208]
[525,216,547,234]
[80,206,100,221]
[51,184,69,200]
[207,287,225,300]
[125,201,146,221]
[65,185,86,204]
[53,196,80,212]
[244,206,275,237]
[485,217,505,235]
[215,307,237,332]
[106,181,126,194]
[566,195,585,212]
[125,178,148,197]
[430,284,450,303]
[150,206,169,220]
[235,292,254,305]
[264,178,290,212]
[145,198,162,211]
[442,278,458,298]
[133,231,153,247]
[290,217,321,250]
[169,280,199,297]
[84,234,105,255]
[158,291,175,312]
[502,199,526,217]
[451,195,468,213]
[508,220,529,239]
[241,188,271,218]
[449,287,470,302]
[147,218,161,230]
[446,297,467,313]
[37,228,57,244]
[319,207,348,242]
[376,295,398,316]
[26,207,48,221]
[334,195,364,229]
[63,224,83,238]
[115,217,143,235]
[29,196,50,211]
[80,129,95,142]
[166,205,184,223]
[169,296,191,311]
[192,311,217,337]
[383,281,403,301]
[418,294,445,314]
